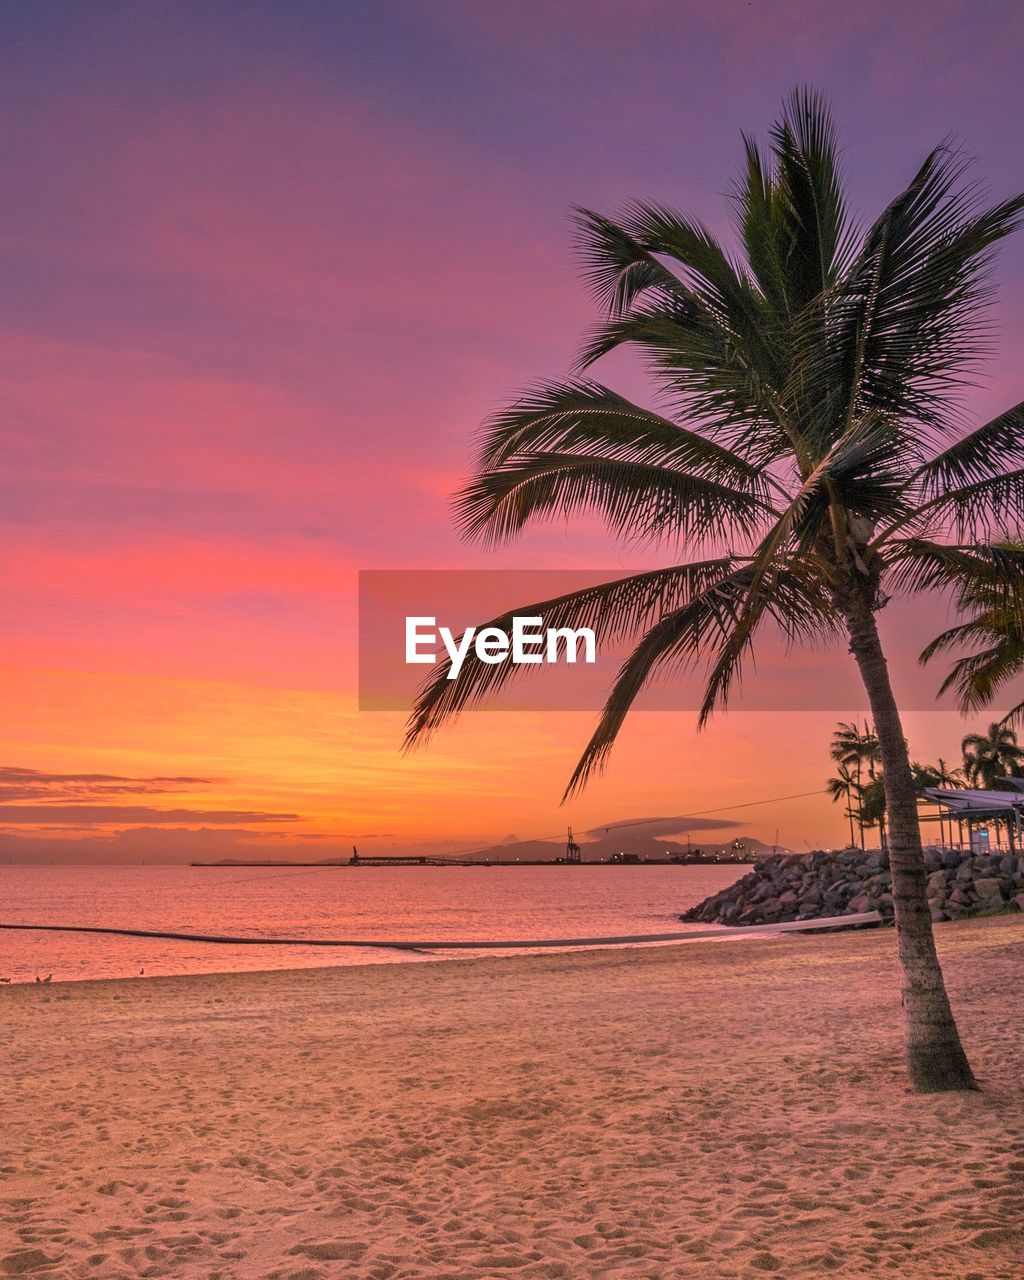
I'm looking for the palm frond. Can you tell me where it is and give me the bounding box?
[404,560,739,746]
[791,145,1024,454]
[454,451,774,548]
[563,561,838,795]
[913,402,1024,495]
[767,87,855,304]
[475,380,766,487]
[615,201,754,311]
[885,537,1024,597]
[572,208,692,315]
[898,466,1024,540]
[915,534,1024,717]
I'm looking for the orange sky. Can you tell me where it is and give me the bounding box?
[2,2,1023,860]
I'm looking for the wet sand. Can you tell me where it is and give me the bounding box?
[3,915,1024,1278]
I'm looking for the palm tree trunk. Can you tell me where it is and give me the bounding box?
[843,590,977,1093]
[856,764,865,848]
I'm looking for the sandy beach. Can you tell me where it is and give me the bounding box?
[3,918,1024,1279]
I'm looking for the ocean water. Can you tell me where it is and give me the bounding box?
[0,862,749,983]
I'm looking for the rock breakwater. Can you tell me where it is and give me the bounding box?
[682,847,1024,926]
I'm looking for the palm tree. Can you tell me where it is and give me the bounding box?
[962,723,1024,851]
[962,722,1024,788]
[934,757,964,789]
[860,773,888,846]
[830,720,881,846]
[408,90,1024,1090]
[921,539,1024,728]
[931,757,965,847]
[826,763,858,847]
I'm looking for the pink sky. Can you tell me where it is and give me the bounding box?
[2,1,1023,859]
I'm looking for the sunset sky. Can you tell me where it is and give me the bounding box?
[3,0,1024,860]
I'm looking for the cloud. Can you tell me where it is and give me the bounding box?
[0,805,299,826]
[0,826,317,865]
[584,816,739,838]
[0,766,219,802]
[0,767,298,827]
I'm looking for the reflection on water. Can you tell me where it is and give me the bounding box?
[0,862,749,983]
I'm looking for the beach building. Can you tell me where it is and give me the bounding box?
[923,779,1024,850]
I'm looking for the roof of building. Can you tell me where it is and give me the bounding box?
[923,786,1024,814]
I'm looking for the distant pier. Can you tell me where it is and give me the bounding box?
[190,835,755,870]
[190,853,754,869]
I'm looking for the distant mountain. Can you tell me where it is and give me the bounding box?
[454,832,789,863]
[195,831,788,867]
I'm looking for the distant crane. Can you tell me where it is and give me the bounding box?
[565,826,581,865]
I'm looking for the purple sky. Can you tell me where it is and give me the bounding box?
[2,1,1023,858]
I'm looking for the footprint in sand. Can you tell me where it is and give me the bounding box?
[1,1250,62,1275]
[290,1241,368,1262]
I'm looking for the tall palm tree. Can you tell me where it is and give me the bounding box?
[961,722,1024,788]
[826,763,858,847]
[830,720,881,846]
[408,90,1024,1091]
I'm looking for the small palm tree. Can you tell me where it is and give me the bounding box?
[931,757,965,847]
[826,763,859,847]
[829,720,881,846]
[934,757,965,789]
[962,723,1024,850]
[962,722,1024,788]
[409,90,1024,1091]
[860,773,888,846]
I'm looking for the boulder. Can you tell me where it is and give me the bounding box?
[681,846,1024,928]
[973,877,1004,902]
[927,869,949,894]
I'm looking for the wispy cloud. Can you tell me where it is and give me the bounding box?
[0,805,299,826]
[0,768,298,827]
[0,766,219,803]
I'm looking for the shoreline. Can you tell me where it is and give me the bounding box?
[0,908,883,985]
[5,915,1024,1277]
